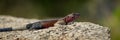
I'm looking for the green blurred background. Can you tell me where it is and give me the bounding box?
[0,0,120,40]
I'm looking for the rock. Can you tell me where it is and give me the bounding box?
[0,15,110,40]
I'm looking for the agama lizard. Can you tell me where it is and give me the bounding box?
[0,13,80,32]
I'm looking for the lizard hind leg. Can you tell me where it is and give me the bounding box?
[26,22,43,30]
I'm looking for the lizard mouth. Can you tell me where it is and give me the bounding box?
[73,13,80,19]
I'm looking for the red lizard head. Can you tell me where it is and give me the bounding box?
[64,13,80,23]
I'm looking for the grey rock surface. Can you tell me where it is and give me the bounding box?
[0,15,110,40]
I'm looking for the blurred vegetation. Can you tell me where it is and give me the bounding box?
[0,0,120,40]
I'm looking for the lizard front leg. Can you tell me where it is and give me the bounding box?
[54,19,66,26]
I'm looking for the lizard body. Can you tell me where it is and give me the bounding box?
[0,13,80,32]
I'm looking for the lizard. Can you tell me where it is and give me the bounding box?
[0,13,80,32]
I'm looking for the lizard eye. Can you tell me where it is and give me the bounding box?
[72,17,74,18]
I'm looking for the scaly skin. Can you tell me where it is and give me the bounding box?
[41,13,80,28]
[54,13,80,25]
[0,13,80,32]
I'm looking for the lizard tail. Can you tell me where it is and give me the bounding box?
[0,21,43,32]
[0,27,13,32]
